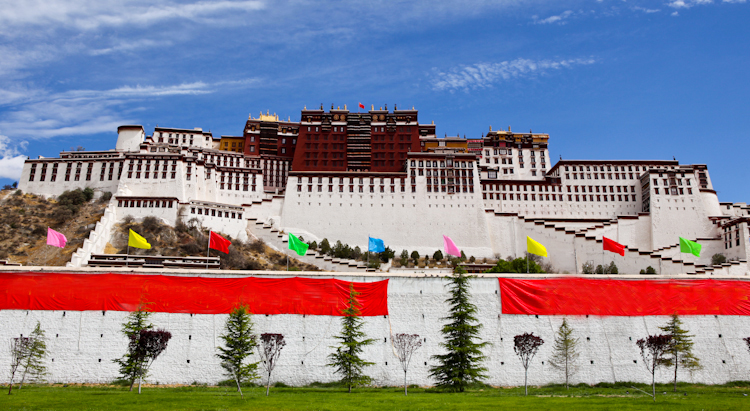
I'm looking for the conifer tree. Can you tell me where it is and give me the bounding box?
[549,318,579,389]
[19,321,48,388]
[114,303,153,392]
[327,283,375,393]
[659,314,701,392]
[429,265,488,392]
[216,304,259,398]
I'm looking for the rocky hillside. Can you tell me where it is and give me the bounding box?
[0,188,318,271]
[0,188,107,266]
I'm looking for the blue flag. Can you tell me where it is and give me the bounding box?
[368,237,385,253]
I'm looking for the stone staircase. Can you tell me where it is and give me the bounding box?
[246,218,374,273]
[486,209,746,275]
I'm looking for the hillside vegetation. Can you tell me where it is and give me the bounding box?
[109,215,319,271]
[0,187,318,271]
[0,188,108,266]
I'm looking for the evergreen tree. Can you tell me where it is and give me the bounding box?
[549,318,579,389]
[400,249,409,265]
[429,266,488,392]
[114,303,153,392]
[216,304,259,398]
[19,322,48,388]
[410,251,420,261]
[433,250,444,261]
[327,284,375,393]
[320,238,331,255]
[659,314,701,392]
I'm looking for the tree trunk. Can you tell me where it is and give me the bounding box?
[524,368,528,396]
[129,378,135,392]
[673,358,678,392]
[138,377,142,394]
[235,373,243,399]
[565,357,569,389]
[651,370,656,402]
[404,370,408,396]
[348,384,352,394]
[266,371,271,397]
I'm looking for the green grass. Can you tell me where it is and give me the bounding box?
[2,382,749,410]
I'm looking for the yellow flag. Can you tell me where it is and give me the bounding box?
[128,229,151,250]
[526,236,547,257]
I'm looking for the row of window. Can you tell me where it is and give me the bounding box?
[566,172,637,180]
[409,159,473,168]
[565,164,647,172]
[118,199,174,208]
[29,162,123,182]
[190,207,242,219]
[484,193,638,203]
[654,187,693,195]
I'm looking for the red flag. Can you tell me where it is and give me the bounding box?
[603,236,625,256]
[358,102,365,109]
[209,231,231,253]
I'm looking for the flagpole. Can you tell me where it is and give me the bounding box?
[526,253,529,274]
[126,244,129,268]
[207,231,211,270]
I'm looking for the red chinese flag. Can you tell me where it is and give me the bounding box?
[209,231,231,253]
[358,102,365,109]
[603,236,625,256]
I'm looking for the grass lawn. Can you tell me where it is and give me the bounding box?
[2,382,749,410]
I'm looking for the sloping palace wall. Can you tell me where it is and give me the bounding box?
[1,271,750,387]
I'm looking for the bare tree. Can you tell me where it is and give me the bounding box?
[549,318,579,389]
[392,333,422,396]
[133,329,172,394]
[8,337,31,395]
[636,334,672,402]
[514,333,544,396]
[259,333,286,397]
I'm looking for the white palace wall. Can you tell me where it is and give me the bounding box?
[2,273,750,387]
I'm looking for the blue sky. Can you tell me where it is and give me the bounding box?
[0,0,748,202]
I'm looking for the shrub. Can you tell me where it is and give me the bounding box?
[582,261,595,274]
[469,256,476,263]
[249,239,265,254]
[82,187,94,202]
[51,208,74,225]
[433,250,444,261]
[410,251,420,261]
[13,189,22,196]
[309,241,318,250]
[712,253,727,266]
[141,216,162,233]
[101,191,113,202]
[485,257,545,273]
[646,266,657,274]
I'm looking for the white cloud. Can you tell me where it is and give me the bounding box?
[533,10,574,24]
[0,1,266,31]
[431,57,595,92]
[633,6,661,13]
[89,39,173,56]
[668,0,714,9]
[0,134,27,181]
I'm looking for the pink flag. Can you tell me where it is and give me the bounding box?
[443,235,461,257]
[47,227,67,248]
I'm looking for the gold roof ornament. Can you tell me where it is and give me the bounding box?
[489,125,492,131]
[371,104,374,110]
[344,104,347,110]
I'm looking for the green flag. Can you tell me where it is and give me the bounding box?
[679,237,701,257]
[288,233,309,256]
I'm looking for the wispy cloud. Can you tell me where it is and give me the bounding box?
[89,39,174,56]
[532,10,574,25]
[633,6,661,13]
[431,57,596,92]
[0,1,266,32]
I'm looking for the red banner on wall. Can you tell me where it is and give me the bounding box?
[499,277,750,316]
[0,273,388,316]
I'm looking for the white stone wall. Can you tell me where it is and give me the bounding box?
[2,274,750,386]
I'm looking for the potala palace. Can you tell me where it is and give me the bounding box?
[6,106,750,388]
[17,105,750,275]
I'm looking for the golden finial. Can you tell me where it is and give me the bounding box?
[344,104,347,110]
[371,104,374,110]
[489,125,492,131]
[304,105,307,110]
[412,106,415,110]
